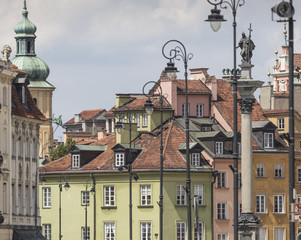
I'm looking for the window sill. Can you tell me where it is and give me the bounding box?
[193,204,206,208]
[256,176,266,178]
[42,207,51,209]
[274,177,284,179]
[216,218,229,222]
[215,187,229,190]
[274,212,286,215]
[101,206,117,210]
[256,212,268,215]
[138,205,153,208]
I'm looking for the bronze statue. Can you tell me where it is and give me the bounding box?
[238,31,255,64]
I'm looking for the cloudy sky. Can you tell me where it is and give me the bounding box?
[2,0,301,139]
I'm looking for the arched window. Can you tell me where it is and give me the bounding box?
[33,98,37,105]
[27,41,31,53]
[3,87,7,106]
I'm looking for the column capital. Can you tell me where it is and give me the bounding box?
[239,98,255,114]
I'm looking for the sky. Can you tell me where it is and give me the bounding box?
[1,0,301,140]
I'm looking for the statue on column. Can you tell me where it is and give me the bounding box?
[238,24,255,64]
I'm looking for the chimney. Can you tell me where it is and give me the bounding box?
[189,68,208,82]
[74,114,82,123]
[98,129,107,140]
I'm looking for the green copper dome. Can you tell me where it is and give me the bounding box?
[14,0,37,38]
[12,0,53,87]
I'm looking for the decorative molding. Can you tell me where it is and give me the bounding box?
[239,98,255,114]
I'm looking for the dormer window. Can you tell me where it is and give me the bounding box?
[201,126,211,132]
[72,154,80,169]
[215,142,223,154]
[191,153,201,166]
[115,153,125,167]
[264,133,274,148]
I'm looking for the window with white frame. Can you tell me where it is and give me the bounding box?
[217,172,226,188]
[43,224,51,240]
[72,154,80,169]
[104,222,115,240]
[278,118,284,130]
[81,191,90,206]
[135,114,140,127]
[217,234,227,240]
[194,185,204,205]
[264,132,274,148]
[81,226,90,240]
[177,222,186,240]
[196,104,204,118]
[115,153,124,167]
[182,103,190,117]
[274,195,284,213]
[256,164,265,177]
[275,164,283,178]
[140,185,151,206]
[194,222,203,240]
[43,187,51,208]
[259,228,267,240]
[256,195,266,213]
[215,142,223,154]
[298,168,301,182]
[142,113,148,127]
[191,153,201,166]
[141,222,151,240]
[274,228,285,240]
[104,186,115,206]
[177,185,186,205]
[217,203,227,220]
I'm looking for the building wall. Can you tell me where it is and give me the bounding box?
[40,171,213,240]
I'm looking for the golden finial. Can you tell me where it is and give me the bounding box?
[275,50,278,55]
[267,72,271,77]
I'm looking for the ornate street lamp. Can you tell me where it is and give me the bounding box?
[142,81,164,240]
[58,175,70,240]
[162,40,193,240]
[206,1,246,239]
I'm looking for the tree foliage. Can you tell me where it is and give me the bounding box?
[49,137,75,160]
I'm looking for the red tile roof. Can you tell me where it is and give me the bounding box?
[175,79,211,94]
[214,79,267,131]
[65,109,106,124]
[104,106,116,117]
[11,84,46,121]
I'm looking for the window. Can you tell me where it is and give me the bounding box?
[177,185,186,205]
[115,153,124,167]
[238,172,242,188]
[82,191,90,206]
[217,172,226,188]
[215,142,223,154]
[191,153,201,166]
[256,195,266,213]
[238,203,242,217]
[72,154,80,169]
[196,104,204,118]
[274,195,284,213]
[177,222,186,240]
[256,164,265,177]
[3,183,6,214]
[32,186,35,215]
[217,234,227,240]
[201,126,211,132]
[12,184,15,215]
[104,222,115,240]
[3,86,7,106]
[182,103,190,117]
[194,222,203,240]
[298,196,301,204]
[275,164,283,178]
[3,128,7,154]
[264,133,274,148]
[18,185,22,215]
[25,186,29,215]
[217,203,226,220]
[142,113,148,127]
[104,186,115,206]
[81,227,90,240]
[140,185,151,206]
[135,114,140,127]
[278,118,284,130]
[141,222,151,240]
[274,228,285,240]
[298,168,301,182]
[259,228,267,240]
[43,187,51,208]
[25,139,29,158]
[194,185,203,205]
[43,224,51,240]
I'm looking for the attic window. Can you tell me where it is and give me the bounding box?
[72,154,80,169]
[115,153,125,167]
[191,153,201,166]
[264,133,274,149]
[201,126,211,132]
[215,142,223,154]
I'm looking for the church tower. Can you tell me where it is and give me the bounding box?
[12,0,55,159]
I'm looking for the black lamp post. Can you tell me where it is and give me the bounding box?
[84,175,96,240]
[206,1,245,240]
[34,166,47,240]
[58,176,70,240]
[271,1,295,239]
[162,40,193,240]
[142,81,164,240]
[114,105,135,240]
